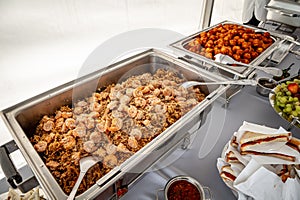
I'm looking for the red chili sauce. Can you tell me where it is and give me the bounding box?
[167,180,201,200]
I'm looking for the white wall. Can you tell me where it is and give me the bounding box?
[0,0,204,110]
[0,0,205,179]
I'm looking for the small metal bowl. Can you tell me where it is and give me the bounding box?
[256,77,277,97]
[164,175,211,200]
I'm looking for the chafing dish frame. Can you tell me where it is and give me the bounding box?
[0,48,228,199]
[169,20,283,79]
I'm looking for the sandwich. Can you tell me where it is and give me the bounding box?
[239,131,291,152]
[240,151,296,162]
[220,165,237,183]
[230,136,238,149]
[225,151,240,163]
[286,137,300,153]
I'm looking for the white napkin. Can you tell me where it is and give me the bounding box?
[217,121,300,200]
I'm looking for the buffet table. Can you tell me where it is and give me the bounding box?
[121,51,300,200]
[0,30,299,199]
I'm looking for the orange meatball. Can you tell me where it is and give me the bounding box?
[243,52,251,60]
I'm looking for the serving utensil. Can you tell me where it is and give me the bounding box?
[181,79,257,89]
[67,156,99,200]
[214,54,283,77]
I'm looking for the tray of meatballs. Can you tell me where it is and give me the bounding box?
[0,49,228,199]
[170,21,282,78]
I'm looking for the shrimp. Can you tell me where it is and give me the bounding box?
[109,118,123,132]
[44,132,55,143]
[77,100,88,107]
[89,111,100,118]
[142,119,151,127]
[46,160,60,169]
[105,143,117,155]
[128,136,138,149]
[61,111,72,118]
[153,88,160,96]
[130,128,142,140]
[142,86,150,94]
[65,118,76,129]
[163,87,174,97]
[117,104,129,112]
[61,136,76,150]
[125,88,134,97]
[43,121,54,132]
[85,117,95,129]
[95,120,105,132]
[117,143,130,153]
[93,147,106,159]
[112,110,124,118]
[134,97,146,108]
[127,105,137,118]
[55,111,62,119]
[34,141,47,152]
[73,123,86,137]
[103,154,118,168]
[83,141,97,153]
[90,131,103,144]
[135,110,144,120]
[90,102,102,112]
[133,88,143,98]
[73,107,83,115]
[107,101,118,110]
[119,95,131,105]
[147,97,161,105]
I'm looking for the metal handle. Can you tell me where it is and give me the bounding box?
[0,140,38,193]
[155,188,164,200]
[0,146,22,189]
[203,186,212,200]
[280,11,298,17]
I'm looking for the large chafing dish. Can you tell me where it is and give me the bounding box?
[0,49,228,199]
[170,21,283,79]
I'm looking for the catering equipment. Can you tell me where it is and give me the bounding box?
[261,1,300,63]
[265,0,300,28]
[0,49,228,199]
[170,21,282,79]
[0,17,298,199]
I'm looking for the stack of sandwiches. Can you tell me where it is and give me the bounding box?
[219,130,300,185]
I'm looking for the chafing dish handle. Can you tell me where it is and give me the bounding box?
[0,140,39,193]
[0,144,22,189]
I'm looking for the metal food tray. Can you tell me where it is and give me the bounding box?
[0,49,228,199]
[170,20,282,79]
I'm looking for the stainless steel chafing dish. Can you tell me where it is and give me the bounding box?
[265,0,300,27]
[0,49,228,199]
[170,21,283,79]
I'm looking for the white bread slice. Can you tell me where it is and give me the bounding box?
[240,131,291,145]
[240,151,296,162]
[240,136,290,152]
[240,131,291,152]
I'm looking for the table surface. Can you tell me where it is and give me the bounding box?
[0,45,300,199]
